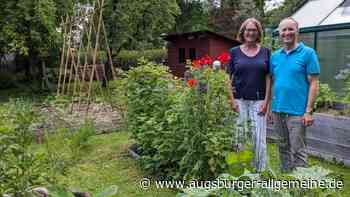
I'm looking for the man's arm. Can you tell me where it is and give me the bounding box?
[303,75,319,126]
[306,75,319,113]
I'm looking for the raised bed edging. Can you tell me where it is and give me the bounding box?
[267,113,350,167]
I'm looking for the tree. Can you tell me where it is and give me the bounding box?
[172,0,210,33]
[0,0,74,81]
[208,0,260,39]
[104,0,180,54]
[265,0,308,27]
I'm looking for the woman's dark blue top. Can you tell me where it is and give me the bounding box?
[227,46,270,100]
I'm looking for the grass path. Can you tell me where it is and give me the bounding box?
[57,131,176,197]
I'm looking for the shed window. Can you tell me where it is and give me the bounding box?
[179,48,186,63]
[189,48,196,60]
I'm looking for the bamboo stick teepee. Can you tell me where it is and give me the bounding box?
[56,0,115,116]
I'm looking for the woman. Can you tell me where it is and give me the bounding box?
[228,18,271,172]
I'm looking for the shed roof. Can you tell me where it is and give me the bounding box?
[291,0,350,28]
[163,30,239,44]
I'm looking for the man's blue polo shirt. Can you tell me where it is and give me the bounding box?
[270,42,320,116]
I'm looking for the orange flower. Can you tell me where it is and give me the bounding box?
[192,60,202,69]
[186,79,198,88]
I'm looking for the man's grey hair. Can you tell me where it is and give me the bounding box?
[278,17,299,32]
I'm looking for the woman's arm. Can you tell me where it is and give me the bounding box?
[226,78,239,112]
[264,74,272,108]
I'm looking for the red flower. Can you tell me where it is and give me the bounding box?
[192,60,202,69]
[199,55,213,66]
[217,52,231,65]
[186,79,198,88]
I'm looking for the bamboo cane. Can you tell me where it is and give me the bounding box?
[57,16,68,96]
[86,0,105,115]
[62,17,73,95]
[100,21,116,110]
[67,48,75,94]
[78,0,96,110]
[70,19,86,114]
[102,22,116,80]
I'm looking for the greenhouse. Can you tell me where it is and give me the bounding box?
[274,0,350,92]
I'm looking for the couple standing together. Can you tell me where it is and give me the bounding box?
[228,17,320,173]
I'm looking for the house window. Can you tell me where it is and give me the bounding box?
[179,48,186,63]
[189,48,196,60]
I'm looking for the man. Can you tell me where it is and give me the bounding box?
[270,17,320,172]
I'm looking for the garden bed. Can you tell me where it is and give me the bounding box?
[267,112,350,166]
[33,102,123,136]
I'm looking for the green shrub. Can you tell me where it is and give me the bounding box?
[115,49,166,70]
[343,74,350,104]
[126,59,237,180]
[0,99,45,196]
[315,83,337,110]
[126,59,175,156]
[69,120,95,157]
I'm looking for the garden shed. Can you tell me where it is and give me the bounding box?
[163,30,240,77]
[274,0,350,92]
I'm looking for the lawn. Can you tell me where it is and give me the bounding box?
[47,131,176,197]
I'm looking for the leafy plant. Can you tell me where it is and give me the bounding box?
[0,99,46,196]
[343,71,350,104]
[126,57,237,180]
[69,120,95,155]
[226,150,254,176]
[315,83,337,110]
[177,165,342,197]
